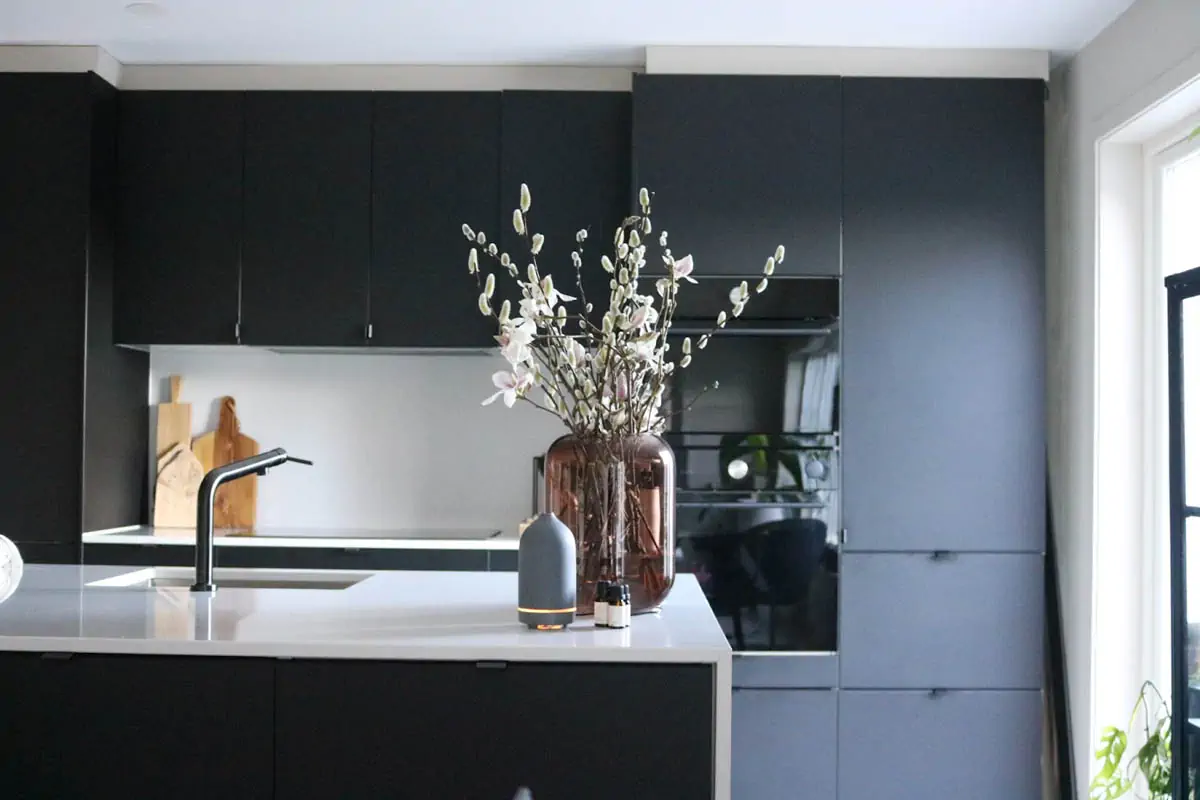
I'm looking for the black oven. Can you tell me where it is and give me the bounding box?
[663,276,839,653]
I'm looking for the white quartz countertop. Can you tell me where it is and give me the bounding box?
[0,565,730,664]
[83,525,519,550]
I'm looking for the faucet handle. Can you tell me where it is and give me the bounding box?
[287,456,314,466]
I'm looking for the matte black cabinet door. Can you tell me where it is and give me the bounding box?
[242,92,371,346]
[841,78,1045,553]
[0,653,274,799]
[838,690,1042,800]
[500,91,631,310]
[633,75,841,276]
[115,91,243,345]
[372,92,499,347]
[276,659,714,799]
[733,689,837,799]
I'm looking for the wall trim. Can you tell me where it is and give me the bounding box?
[115,64,636,91]
[645,45,1049,80]
[0,45,121,86]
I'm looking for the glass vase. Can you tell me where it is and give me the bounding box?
[543,433,676,614]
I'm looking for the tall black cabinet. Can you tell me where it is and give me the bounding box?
[0,73,147,560]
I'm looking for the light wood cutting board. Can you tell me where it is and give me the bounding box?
[153,442,204,529]
[193,396,259,531]
[155,375,191,460]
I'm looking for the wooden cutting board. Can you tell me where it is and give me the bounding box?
[154,375,191,460]
[193,396,259,531]
[153,442,205,529]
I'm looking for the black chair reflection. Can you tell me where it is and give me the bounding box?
[691,518,835,650]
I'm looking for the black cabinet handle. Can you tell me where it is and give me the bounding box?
[40,652,74,661]
[476,660,508,670]
[928,688,948,698]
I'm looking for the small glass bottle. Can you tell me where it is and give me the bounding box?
[608,583,630,629]
[593,580,611,627]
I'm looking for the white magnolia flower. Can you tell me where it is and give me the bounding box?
[655,278,670,297]
[629,336,657,362]
[730,281,749,305]
[520,183,532,213]
[513,209,525,235]
[622,303,658,331]
[531,233,545,255]
[774,245,785,263]
[482,365,534,408]
[497,318,536,364]
[764,257,776,276]
[462,223,475,241]
[672,254,698,284]
[539,275,575,307]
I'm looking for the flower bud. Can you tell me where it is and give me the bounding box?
[478,293,491,316]
[679,354,692,369]
[757,278,769,294]
[512,209,525,235]
[462,223,474,240]
[520,183,532,213]
[717,311,727,328]
[618,243,629,260]
[468,248,479,274]
[642,217,652,234]
[487,243,498,256]
[484,273,496,299]
[602,314,614,334]
[571,251,582,268]
[774,245,785,263]
[527,264,539,284]
[618,267,629,285]
[659,230,668,247]
[764,257,776,276]
[682,337,692,355]
[476,231,486,245]
[639,187,650,210]
[498,299,511,325]
[733,301,746,318]
[500,253,511,266]
[556,304,567,323]
[531,233,544,255]
[698,334,710,350]
[585,302,594,313]
[540,275,554,299]
[576,228,588,243]
[601,255,615,274]
[629,229,641,248]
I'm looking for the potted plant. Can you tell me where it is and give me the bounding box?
[1091,681,1175,799]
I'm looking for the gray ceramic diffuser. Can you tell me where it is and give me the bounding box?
[517,513,576,630]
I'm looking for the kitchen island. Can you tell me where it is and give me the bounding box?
[0,565,730,800]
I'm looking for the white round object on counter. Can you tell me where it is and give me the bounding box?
[0,535,24,604]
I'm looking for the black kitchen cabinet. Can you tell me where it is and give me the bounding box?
[500,90,631,312]
[371,92,500,347]
[0,73,146,552]
[841,78,1045,553]
[115,91,243,345]
[242,92,372,346]
[275,659,714,799]
[0,652,274,798]
[633,75,842,276]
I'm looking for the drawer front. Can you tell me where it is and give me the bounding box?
[734,689,836,799]
[840,553,1043,689]
[838,690,1042,800]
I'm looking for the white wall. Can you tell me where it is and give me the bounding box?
[148,349,564,532]
[1048,0,1200,793]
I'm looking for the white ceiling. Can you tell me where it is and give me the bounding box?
[1,0,1136,66]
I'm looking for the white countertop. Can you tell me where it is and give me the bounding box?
[0,565,730,664]
[83,525,519,551]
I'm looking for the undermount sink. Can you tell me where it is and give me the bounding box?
[87,567,370,591]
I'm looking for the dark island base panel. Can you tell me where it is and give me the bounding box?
[1,652,714,800]
[14,542,80,565]
[83,543,518,572]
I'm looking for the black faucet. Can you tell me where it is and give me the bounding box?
[191,447,312,592]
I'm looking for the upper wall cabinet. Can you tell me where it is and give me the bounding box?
[371,92,500,348]
[115,91,244,345]
[632,75,841,276]
[500,91,631,309]
[841,78,1045,553]
[242,92,372,347]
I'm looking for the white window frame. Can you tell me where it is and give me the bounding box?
[1141,125,1200,691]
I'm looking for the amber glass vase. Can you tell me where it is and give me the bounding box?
[544,433,676,615]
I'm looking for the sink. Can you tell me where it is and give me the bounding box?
[87,567,370,591]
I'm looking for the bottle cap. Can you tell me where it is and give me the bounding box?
[607,583,623,604]
[594,580,610,604]
[621,584,631,604]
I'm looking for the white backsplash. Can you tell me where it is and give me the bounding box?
[147,348,563,533]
